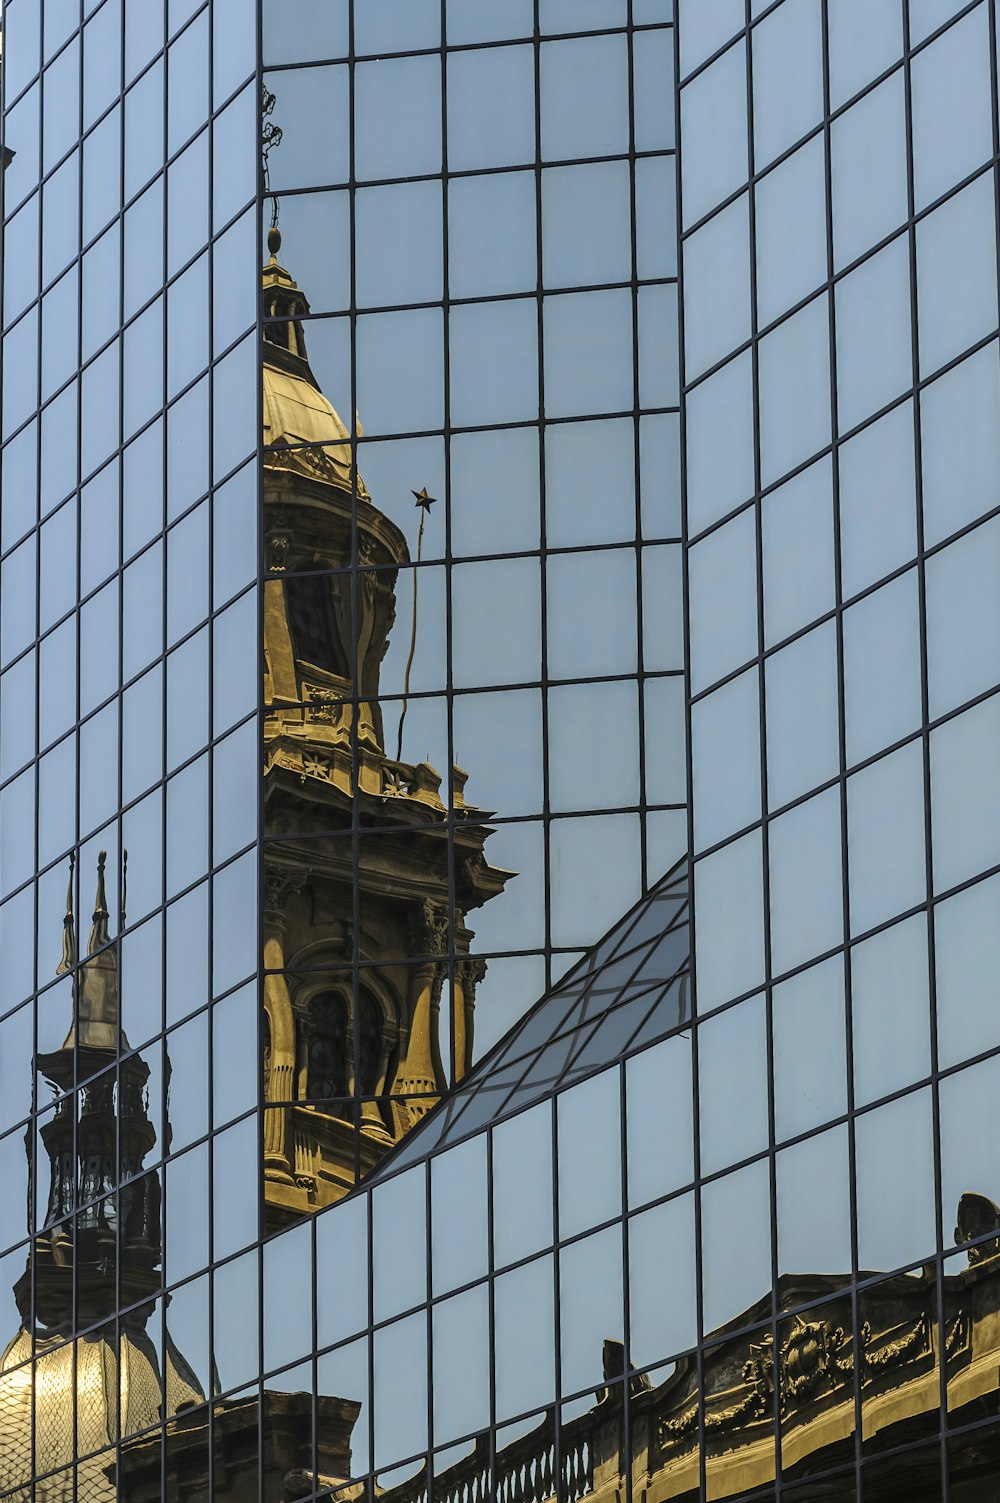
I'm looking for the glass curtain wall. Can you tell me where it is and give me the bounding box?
[6,0,999,1500]
[0,0,257,1493]
[680,0,1000,1494]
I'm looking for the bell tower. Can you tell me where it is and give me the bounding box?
[24,854,162,1333]
[261,231,509,1227]
[0,855,204,1499]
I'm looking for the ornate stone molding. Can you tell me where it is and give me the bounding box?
[658,1304,957,1452]
[263,866,308,932]
[408,898,449,961]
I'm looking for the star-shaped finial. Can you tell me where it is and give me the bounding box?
[411,486,437,513]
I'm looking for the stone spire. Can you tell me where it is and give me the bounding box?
[57,851,127,1055]
[55,849,76,977]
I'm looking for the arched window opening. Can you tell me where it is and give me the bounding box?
[307,993,349,1102]
[358,991,383,1096]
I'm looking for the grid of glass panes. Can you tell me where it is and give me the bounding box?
[0,0,258,1490]
[260,0,683,1099]
[256,1027,700,1502]
[679,0,1000,1493]
[206,866,694,1501]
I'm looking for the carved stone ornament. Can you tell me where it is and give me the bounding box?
[264,866,308,929]
[268,532,291,572]
[781,1318,839,1405]
[455,955,488,1000]
[408,898,449,960]
[658,1302,956,1452]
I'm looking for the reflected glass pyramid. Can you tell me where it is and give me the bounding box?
[378,856,690,1175]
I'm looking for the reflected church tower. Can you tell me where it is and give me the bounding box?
[261,229,509,1226]
[0,856,204,1500]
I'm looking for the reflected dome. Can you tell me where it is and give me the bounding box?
[0,1325,204,1500]
[262,360,367,495]
[262,229,369,498]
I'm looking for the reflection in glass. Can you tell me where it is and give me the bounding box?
[0,855,205,1494]
[260,226,511,1223]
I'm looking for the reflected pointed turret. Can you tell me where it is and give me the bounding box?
[58,850,126,1055]
[0,851,205,1499]
[55,850,76,977]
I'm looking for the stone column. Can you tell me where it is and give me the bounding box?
[262,868,304,1186]
[453,956,487,1082]
[394,960,442,1102]
[360,1044,394,1144]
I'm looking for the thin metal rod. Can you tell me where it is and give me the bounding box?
[395,508,426,763]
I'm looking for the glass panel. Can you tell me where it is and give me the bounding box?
[316,1192,369,1348]
[693,830,765,1013]
[450,301,538,428]
[935,871,1000,1069]
[754,135,827,329]
[939,1053,1000,1255]
[930,696,1000,894]
[492,1102,554,1268]
[688,506,758,694]
[683,193,751,379]
[847,741,927,936]
[560,1223,624,1396]
[680,40,747,227]
[700,1157,771,1337]
[264,65,349,192]
[625,1035,694,1209]
[772,956,847,1142]
[448,45,535,172]
[926,517,1000,720]
[539,35,630,162]
[686,351,755,534]
[355,55,441,182]
[263,1219,313,1375]
[760,290,830,483]
[917,173,999,379]
[628,1192,697,1370]
[761,455,835,647]
[556,1067,622,1239]
[920,341,1000,549]
[373,1165,427,1323]
[751,0,823,171]
[542,288,634,420]
[776,1125,851,1279]
[828,0,902,110]
[835,235,912,435]
[494,1255,555,1422]
[431,1135,488,1297]
[911,4,993,213]
[839,399,917,599]
[691,668,761,850]
[374,1311,429,1470]
[699,993,767,1176]
[433,1284,490,1445]
[851,914,931,1108]
[765,622,840,810]
[831,73,908,272]
[678,0,743,78]
[842,569,922,767]
[855,1088,935,1273]
[768,786,844,976]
